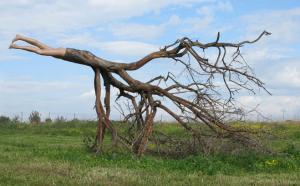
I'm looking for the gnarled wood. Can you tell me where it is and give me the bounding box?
[9,32,271,156]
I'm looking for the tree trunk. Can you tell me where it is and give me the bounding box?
[93,68,105,153]
[132,107,157,156]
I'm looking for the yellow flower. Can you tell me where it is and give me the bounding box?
[265,159,278,166]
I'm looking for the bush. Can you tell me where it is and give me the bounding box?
[0,116,10,124]
[29,111,41,124]
[45,118,52,123]
[83,135,94,151]
[12,115,21,123]
[55,116,67,123]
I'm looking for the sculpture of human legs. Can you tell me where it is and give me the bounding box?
[9,34,66,58]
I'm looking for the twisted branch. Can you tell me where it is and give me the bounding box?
[9,31,271,156]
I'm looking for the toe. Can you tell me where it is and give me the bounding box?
[9,43,16,49]
[12,34,21,43]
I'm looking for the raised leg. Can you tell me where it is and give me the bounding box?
[11,34,49,49]
[9,34,66,58]
[9,44,41,54]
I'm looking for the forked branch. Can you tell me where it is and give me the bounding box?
[9,31,271,156]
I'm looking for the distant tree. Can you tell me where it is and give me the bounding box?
[0,116,10,124]
[55,116,67,123]
[29,111,41,124]
[12,115,21,123]
[45,118,52,123]
[71,118,80,122]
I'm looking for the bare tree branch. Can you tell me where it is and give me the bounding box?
[9,31,271,156]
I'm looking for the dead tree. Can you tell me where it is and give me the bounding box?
[9,31,271,156]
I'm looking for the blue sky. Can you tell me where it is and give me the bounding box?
[0,0,300,121]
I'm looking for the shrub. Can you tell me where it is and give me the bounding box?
[83,135,94,151]
[0,116,10,124]
[55,116,67,123]
[45,118,52,123]
[29,111,41,124]
[71,118,80,122]
[12,115,21,123]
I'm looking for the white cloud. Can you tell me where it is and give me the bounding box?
[216,1,233,12]
[111,23,164,40]
[272,60,300,88]
[241,7,300,43]
[0,0,226,61]
[1,1,300,122]
[59,33,96,46]
[238,95,300,120]
[182,14,214,33]
[181,0,233,35]
[88,0,210,17]
[0,0,209,37]
[79,90,95,99]
[79,87,119,100]
[0,80,78,94]
[106,15,186,40]
[0,55,25,62]
[99,41,159,57]
[0,78,97,120]
[233,7,300,93]
[243,44,293,64]
[107,14,185,40]
[59,34,160,57]
[0,0,210,58]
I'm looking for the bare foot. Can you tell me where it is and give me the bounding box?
[11,34,22,44]
[9,43,16,49]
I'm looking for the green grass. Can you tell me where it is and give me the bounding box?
[0,121,300,185]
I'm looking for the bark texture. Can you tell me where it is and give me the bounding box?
[10,31,271,156]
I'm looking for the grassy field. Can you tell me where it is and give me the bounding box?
[0,121,299,185]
